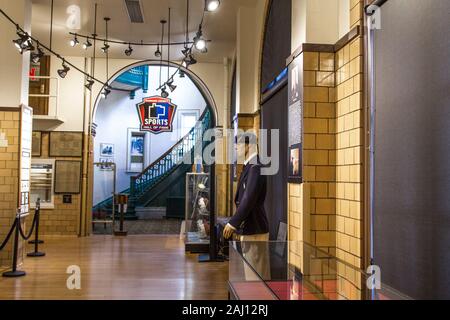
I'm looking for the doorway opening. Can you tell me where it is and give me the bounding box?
[90,61,217,235]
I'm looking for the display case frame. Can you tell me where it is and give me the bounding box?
[185,172,211,254]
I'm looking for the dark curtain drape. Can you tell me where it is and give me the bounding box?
[261,86,288,239]
[260,0,292,91]
[373,0,450,299]
[259,0,291,239]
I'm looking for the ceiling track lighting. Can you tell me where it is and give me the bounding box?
[101,86,111,99]
[57,61,70,78]
[70,35,79,47]
[83,38,92,50]
[193,28,207,52]
[101,43,110,53]
[125,44,133,56]
[31,46,45,64]
[85,79,95,91]
[188,54,197,65]
[154,44,162,58]
[161,86,169,98]
[205,0,220,12]
[168,83,177,92]
[179,69,185,78]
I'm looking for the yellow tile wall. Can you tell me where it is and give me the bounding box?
[0,110,20,267]
[287,0,366,300]
[301,50,336,254]
[334,0,365,300]
[32,132,81,236]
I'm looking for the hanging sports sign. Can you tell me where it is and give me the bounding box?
[136,96,177,134]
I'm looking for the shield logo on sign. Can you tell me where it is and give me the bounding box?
[136,96,177,134]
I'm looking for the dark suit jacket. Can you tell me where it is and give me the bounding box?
[229,157,269,235]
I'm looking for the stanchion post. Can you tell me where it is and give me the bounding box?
[29,198,44,245]
[27,199,45,257]
[2,208,26,278]
[114,194,128,236]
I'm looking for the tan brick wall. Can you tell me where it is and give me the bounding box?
[334,0,365,300]
[287,0,366,300]
[32,132,81,236]
[301,50,337,254]
[0,110,20,267]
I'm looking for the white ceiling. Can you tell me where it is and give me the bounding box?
[30,0,256,63]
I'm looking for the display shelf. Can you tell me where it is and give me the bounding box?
[184,172,211,253]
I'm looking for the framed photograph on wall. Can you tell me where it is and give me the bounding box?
[49,132,83,157]
[127,129,145,173]
[99,157,114,171]
[54,160,81,194]
[100,143,114,157]
[32,131,42,157]
[287,55,303,183]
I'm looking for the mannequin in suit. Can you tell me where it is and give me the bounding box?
[224,133,270,280]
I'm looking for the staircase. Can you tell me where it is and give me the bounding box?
[92,108,212,219]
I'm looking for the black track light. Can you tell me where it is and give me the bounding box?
[168,83,177,92]
[188,54,197,65]
[83,39,92,50]
[179,69,185,78]
[13,35,27,51]
[70,35,79,47]
[57,61,70,78]
[193,28,206,52]
[101,43,110,53]
[101,87,111,99]
[154,44,162,58]
[85,79,95,91]
[31,46,44,64]
[205,0,220,12]
[182,45,190,57]
[125,44,133,56]
[161,86,169,98]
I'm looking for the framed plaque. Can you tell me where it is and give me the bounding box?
[19,105,33,214]
[54,160,82,194]
[287,54,303,183]
[32,131,42,157]
[49,132,83,157]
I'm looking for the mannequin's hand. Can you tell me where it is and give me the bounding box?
[223,224,235,239]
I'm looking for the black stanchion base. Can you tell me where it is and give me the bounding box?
[27,251,46,257]
[28,240,44,244]
[114,231,128,236]
[2,270,26,278]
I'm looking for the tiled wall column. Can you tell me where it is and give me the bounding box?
[0,109,20,267]
[302,50,337,254]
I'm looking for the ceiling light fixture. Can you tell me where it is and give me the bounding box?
[69,35,79,47]
[31,46,45,64]
[154,44,162,57]
[205,0,220,12]
[83,38,92,50]
[101,43,110,53]
[57,61,70,78]
[85,79,94,91]
[193,27,207,52]
[161,86,169,98]
[125,44,133,56]
[101,86,111,99]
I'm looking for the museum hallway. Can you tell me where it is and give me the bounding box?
[0,236,228,300]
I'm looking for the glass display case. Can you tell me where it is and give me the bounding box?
[185,172,211,253]
[228,241,410,300]
[30,159,55,208]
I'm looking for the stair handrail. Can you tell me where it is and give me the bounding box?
[130,108,211,198]
[134,108,210,181]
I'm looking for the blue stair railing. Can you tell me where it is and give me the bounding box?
[92,108,211,216]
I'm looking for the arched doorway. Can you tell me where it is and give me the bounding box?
[88,60,218,236]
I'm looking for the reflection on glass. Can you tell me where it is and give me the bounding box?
[228,241,410,301]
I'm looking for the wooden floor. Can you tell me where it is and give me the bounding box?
[0,235,229,300]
